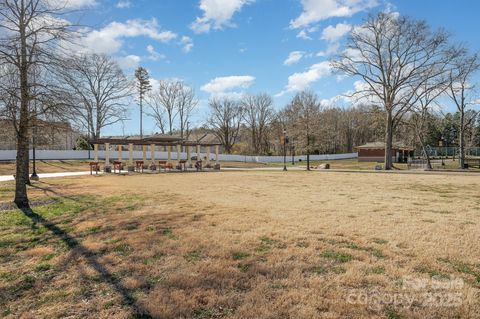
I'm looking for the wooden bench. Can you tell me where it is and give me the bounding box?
[113,161,122,174]
[159,161,174,171]
[195,160,203,171]
[179,160,188,171]
[89,162,100,175]
[465,158,480,168]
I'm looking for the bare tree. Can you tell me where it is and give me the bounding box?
[207,98,244,153]
[147,99,167,134]
[332,12,456,169]
[447,53,479,168]
[148,80,182,135]
[176,83,197,139]
[241,93,275,154]
[282,91,321,169]
[135,67,151,138]
[59,53,132,140]
[0,0,72,208]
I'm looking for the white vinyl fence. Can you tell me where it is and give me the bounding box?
[0,150,357,163]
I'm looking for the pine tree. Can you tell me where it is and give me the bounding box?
[135,67,152,138]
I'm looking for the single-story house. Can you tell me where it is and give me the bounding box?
[356,142,414,163]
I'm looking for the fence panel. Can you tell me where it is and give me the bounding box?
[0,150,358,163]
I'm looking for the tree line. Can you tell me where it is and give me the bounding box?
[0,1,478,207]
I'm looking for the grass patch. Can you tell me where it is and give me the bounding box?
[162,228,176,239]
[439,258,480,283]
[143,252,165,265]
[34,263,52,272]
[321,251,353,263]
[414,266,450,279]
[372,238,388,245]
[232,251,250,260]
[237,263,250,272]
[369,267,386,275]
[184,250,202,262]
[309,265,346,275]
[113,243,132,256]
[386,309,405,319]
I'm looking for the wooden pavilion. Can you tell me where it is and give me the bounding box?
[88,134,222,173]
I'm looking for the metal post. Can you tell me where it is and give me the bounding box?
[30,108,38,181]
[283,129,287,171]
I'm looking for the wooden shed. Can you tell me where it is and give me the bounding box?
[356,142,414,163]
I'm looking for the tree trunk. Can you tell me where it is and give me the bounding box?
[14,11,30,208]
[384,110,394,170]
[418,135,432,170]
[459,111,465,169]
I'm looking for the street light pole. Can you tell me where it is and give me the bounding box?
[283,129,287,171]
[291,137,295,165]
[30,68,39,181]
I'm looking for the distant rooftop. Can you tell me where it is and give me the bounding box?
[356,142,413,150]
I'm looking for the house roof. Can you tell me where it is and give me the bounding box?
[356,142,413,150]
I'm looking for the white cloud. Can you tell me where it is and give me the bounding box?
[321,23,351,42]
[181,36,194,53]
[316,23,351,57]
[146,45,166,61]
[296,26,318,40]
[52,0,97,9]
[81,19,177,54]
[201,75,255,95]
[116,55,141,69]
[284,51,305,66]
[296,30,311,40]
[317,42,340,57]
[190,0,254,33]
[116,0,131,8]
[277,61,331,96]
[290,0,378,29]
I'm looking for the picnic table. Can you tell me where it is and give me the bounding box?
[89,162,100,175]
[113,161,122,173]
[135,161,144,173]
[179,160,188,171]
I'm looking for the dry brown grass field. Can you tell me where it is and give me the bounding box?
[1,171,480,318]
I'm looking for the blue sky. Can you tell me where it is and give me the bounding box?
[68,0,480,136]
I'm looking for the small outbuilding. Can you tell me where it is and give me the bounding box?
[356,142,414,163]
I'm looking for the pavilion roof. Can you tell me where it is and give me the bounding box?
[89,134,221,146]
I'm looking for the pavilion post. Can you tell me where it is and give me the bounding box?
[177,144,181,164]
[167,145,172,164]
[196,144,201,160]
[94,144,98,162]
[142,145,147,163]
[128,144,133,165]
[118,145,122,162]
[215,145,219,165]
[206,146,211,165]
[187,145,192,167]
[151,144,155,163]
[128,143,134,172]
[150,144,156,170]
[104,143,111,172]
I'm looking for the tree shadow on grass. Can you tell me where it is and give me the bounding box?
[20,206,152,318]
[29,182,78,201]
